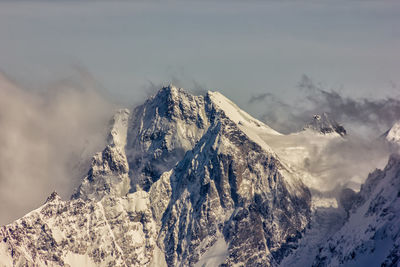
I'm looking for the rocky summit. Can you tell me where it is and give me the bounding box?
[1,86,399,267]
[304,112,347,137]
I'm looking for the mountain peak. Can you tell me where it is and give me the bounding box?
[152,84,185,101]
[206,90,281,136]
[304,112,347,136]
[45,191,61,203]
[159,84,178,93]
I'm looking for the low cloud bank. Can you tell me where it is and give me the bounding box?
[0,72,115,225]
[253,75,400,198]
[252,75,400,137]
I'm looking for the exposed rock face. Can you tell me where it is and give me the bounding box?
[126,87,210,192]
[312,154,400,266]
[72,109,131,201]
[157,96,311,266]
[0,86,317,266]
[304,113,347,137]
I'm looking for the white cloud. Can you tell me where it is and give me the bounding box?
[0,72,115,225]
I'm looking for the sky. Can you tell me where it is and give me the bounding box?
[1,0,400,224]
[0,0,399,104]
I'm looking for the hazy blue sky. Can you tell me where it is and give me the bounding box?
[1,0,399,109]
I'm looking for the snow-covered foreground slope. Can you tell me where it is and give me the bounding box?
[0,192,166,267]
[280,153,400,267]
[312,154,400,266]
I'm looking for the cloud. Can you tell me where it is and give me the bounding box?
[0,72,116,225]
[252,75,400,204]
[302,135,391,190]
[251,75,400,137]
[262,124,396,211]
[248,93,272,104]
[299,75,400,134]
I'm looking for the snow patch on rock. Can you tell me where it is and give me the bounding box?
[385,121,400,145]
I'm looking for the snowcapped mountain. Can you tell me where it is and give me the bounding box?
[0,86,310,266]
[304,113,347,137]
[0,86,398,267]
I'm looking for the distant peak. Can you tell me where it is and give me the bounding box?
[304,112,347,136]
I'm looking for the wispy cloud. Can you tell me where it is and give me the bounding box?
[0,71,115,225]
[251,75,400,136]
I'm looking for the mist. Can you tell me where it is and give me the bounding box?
[251,75,400,137]
[266,132,393,195]
[253,75,400,199]
[0,72,116,225]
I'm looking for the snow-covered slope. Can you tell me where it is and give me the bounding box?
[384,121,400,146]
[0,191,166,267]
[279,153,400,267]
[312,154,400,266]
[0,86,311,267]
